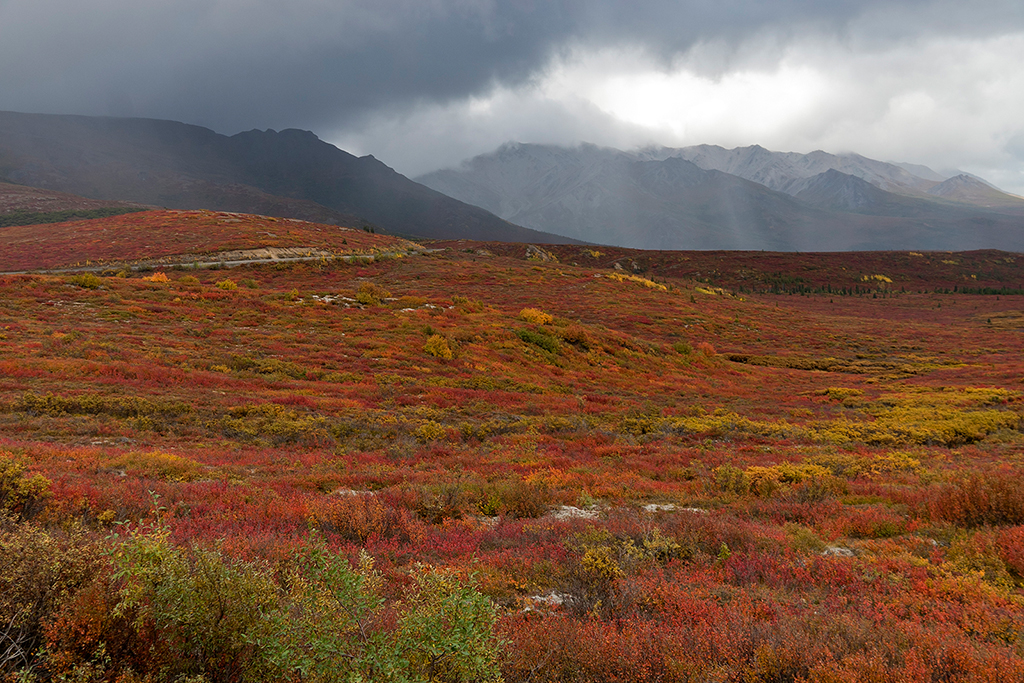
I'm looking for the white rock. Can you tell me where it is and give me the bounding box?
[547,505,600,520]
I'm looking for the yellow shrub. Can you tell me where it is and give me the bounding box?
[745,466,782,497]
[823,387,864,401]
[519,308,554,325]
[0,455,51,519]
[356,281,391,306]
[216,279,238,291]
[424,334,454,360]
[580,546,623,582]
[143,272,169,282]
[414,420,446,443]
[607,273,668,291]
[107,451,206,482]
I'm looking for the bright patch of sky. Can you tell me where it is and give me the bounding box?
[335,32,1024,195]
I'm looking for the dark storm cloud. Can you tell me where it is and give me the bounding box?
[1,0,1022,134]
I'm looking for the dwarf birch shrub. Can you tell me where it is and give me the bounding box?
[0,455,51,520]
[357,281,391,306]
[424,334,454,360]
[262,539,502,683]
[112,520,277,683]
[0,519,101,677]
[68,273,103,289]
[519,307,553,325]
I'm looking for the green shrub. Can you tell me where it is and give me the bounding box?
[112,520,277,683]
[516,328,560,354]
[264,538,502,683]
[15,392,191,420]
[219,404,331,446]
[713,464,748,495]
[672,340,693,355]
[398,566,503,683]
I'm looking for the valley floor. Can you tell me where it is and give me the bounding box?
[2,240,1023,682]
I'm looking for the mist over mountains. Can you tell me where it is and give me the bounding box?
[417,143,1024,251]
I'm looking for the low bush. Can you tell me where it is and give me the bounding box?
[0,520,102,677]
[356,281,391,305]
[0,455,51,521]
[519,308,554,325]
[105,451,207,482]
[928,471,1024,527]
[67,273,103,289]
[516,328,560,354]
[424,334,454,360]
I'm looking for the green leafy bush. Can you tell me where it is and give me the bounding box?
[112,520,277,683]
[516,328,560,354]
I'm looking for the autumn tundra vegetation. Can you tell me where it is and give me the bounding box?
[1,210,1024,682]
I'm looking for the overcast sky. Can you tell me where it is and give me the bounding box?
[2,0,1024,193]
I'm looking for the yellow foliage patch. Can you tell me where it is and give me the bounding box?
[519,307,554,325]
[106,451,207,482]
[424,334,454,360]
[607,273,668,291]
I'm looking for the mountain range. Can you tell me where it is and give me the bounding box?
[2,110,1023,251]
[0,110,572,244]
[417,143,1024,250]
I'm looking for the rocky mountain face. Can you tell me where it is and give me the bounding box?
[417,142,1024,251]
[642,144,942,197]
[0,111,574,243]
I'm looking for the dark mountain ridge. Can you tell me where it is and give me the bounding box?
[0,110,574,244]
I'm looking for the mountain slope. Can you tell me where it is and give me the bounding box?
[0,111,574,244]
[645,144,941,197]
[0,181,146,215]
[420,143,822,249]
[417,143,1024,251]
[926,174,1024,212]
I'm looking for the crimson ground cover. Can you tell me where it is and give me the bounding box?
[1,214,1023,682]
